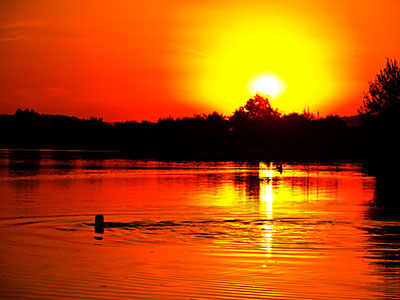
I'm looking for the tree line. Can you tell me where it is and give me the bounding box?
[0,58,398,166]
[0,99,362,162]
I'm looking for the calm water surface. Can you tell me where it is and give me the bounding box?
[0,150,399,299]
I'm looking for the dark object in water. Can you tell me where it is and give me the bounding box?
[95,214,104,234]
[276,163,283,174]
[95,214,104,226]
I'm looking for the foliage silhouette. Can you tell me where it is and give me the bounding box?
[242,94,280,120]
[358,58,400,174]
[0,96,363,162]
[359,58,400,124]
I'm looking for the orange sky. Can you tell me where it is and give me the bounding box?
[0,0,399,121]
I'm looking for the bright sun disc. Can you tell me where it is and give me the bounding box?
[248,73,286,99]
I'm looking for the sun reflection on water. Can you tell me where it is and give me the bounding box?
[1,154,395,300]
[259,162,275,258]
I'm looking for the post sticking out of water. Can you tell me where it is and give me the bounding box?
[95,214,104,227]
[95,214,104,234]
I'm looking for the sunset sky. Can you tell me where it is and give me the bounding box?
[1,0,399,121]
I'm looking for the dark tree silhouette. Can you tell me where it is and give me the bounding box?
[243,94,280,120]
[230,94,280,129]
[359,58,400,124]
[358,58,400,174]
[1,96,362,162]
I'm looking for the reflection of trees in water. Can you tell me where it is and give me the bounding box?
[364,177,400,274]
[47,151,78,172]
[11,178,40,215]
[7,150,41,177]
[234,164,341,208]
[6,150,81,176]
[233,163,317,203]
[244,173,261,199]
[233,163,260,195]
[233,163,275,258]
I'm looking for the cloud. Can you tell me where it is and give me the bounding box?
[0,19,43,42]
[169,42,209,59]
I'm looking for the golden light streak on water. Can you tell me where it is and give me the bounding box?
[259,162,274,258]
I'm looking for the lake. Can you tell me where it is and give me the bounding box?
[0,150,399,299]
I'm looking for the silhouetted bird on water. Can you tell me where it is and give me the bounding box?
[276,163,283,174]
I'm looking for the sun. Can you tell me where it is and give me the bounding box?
[248,73,286,99]
[170,13,348,115]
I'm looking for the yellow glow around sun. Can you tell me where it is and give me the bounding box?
[168,7,356,115]
[188,16,339,114]
[248,73,286,99]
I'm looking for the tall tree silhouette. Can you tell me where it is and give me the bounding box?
[359,58,400,124]
[358,58,400,172]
